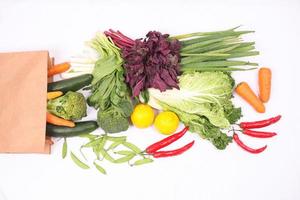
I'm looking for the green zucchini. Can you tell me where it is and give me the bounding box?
[46,121,98,137]
[48,74,93,93]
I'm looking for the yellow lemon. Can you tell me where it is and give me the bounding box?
[131,104,155,128]
[154,111,179,135]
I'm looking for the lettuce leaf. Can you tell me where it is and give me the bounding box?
[149,72,235,128]
[148,71,241,149]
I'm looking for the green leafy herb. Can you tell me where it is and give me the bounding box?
[70,152,90,169]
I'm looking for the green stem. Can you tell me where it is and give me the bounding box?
[170,27,236,40]
[181,67,257,72]
[180,30,254,46]
[181,36,240,52]
[181,60,258,68]
[180,51,259,65]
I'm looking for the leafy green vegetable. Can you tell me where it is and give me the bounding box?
[148,72,241,149]
[47,91,87,120]
[87,33,133,133]
[149,72,235,128]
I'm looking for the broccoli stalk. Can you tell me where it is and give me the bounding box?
[47,91,87,120]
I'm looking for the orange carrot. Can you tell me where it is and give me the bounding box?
[235,82,265,113]
[46,112,75,127]
[47,91,63,100]
[259,67,272,103]
[48,62,70,77]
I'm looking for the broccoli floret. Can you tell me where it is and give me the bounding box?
[47,91,87,120]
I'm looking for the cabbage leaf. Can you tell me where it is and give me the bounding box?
[148,72,241,149]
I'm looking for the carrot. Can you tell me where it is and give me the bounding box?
[48,62,71,77]
[235,82,265,113]
[46,112,75,127]
[259,67,272,102]
[47,91,63,100]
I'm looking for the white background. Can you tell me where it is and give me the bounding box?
[0,0,299,200]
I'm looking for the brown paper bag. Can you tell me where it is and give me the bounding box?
[0,51,51,153]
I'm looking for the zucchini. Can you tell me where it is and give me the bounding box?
[48,74,93,93]
[46,121,98,137]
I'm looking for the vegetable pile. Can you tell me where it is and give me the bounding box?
[44,26,281,174]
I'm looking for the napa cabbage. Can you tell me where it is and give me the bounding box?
[148,72,241,149]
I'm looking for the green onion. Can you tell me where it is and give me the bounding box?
[181,67,257,72]
[173,27,259,72]
[180,30,254,46]
[181,60,258,69]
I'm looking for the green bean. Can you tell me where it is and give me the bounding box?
[106,136,127,142]
[114,150,135,156]
[79,134,98,140]
[114,154,135,163]
[133,158,154,166]
[93,162,106,175]
[82,137,103,148]
[70,152,90,169]
[108,141,123,150]
[123,142,142,154]
[100,149,115,163]
[61,138,68,159]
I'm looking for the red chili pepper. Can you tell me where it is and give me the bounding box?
[233,133,267,154]
[242,129,277,138]
[152,140,195,158]
[240,115,281,129]
[145,127,189,154]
